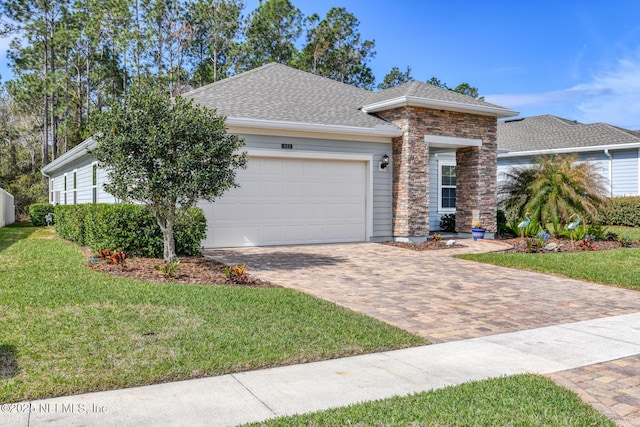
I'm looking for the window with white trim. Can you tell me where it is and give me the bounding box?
[73,169,77,205]
[438,161,456,211]
[49,178,54,203]
[92,163,98,203]
[63,174,68,205]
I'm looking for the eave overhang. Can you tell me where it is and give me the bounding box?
[225,117,403,138]
[41,137,98,175]
[498,142,640,158]
[361,96,519,119]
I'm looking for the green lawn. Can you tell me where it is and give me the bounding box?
[246,374,613,426]
[0,225,425,403]
[458,247,640,290]
[607,225,640,241]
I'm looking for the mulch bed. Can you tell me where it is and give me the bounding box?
[382,236,639,253]
[498,237,640,253]
[86,253,277,287]
[382,239,466,251]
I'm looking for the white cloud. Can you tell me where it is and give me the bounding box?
[485,88,607,109]
[485,51,640,130]
[572,56,640,129]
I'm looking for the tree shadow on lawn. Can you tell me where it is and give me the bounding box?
[206,250,349,271]
[0,223,38,255]
[0,344,19,378]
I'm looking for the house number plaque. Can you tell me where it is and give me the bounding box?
[281,144,293,149]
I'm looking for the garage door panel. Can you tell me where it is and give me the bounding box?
[200,157,367,248]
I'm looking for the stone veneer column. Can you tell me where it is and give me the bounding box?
[455,125,498,235]
[377,107,497,240]
[380,107,429,240]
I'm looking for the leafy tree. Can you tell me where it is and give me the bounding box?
[142,0,194,95]
[234,0,303,72]
[2,0,70,164]
[377,66,414,90]
[0,86,48,218]
[187,0,244,86]
[92,88,246,260]
[426,77,483,99]
[293,7,375,89]
[452,82,484,101]
[426,76,447,89]
[499,154,609,235]
[0,16,17,37]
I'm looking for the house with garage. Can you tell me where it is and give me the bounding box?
[497,115,640,197]
[41,63,517,248]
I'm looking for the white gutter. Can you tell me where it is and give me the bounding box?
[225,117,403,138]
[497,142,640,158]
[41,137,98,175]
[361,95,519,118]
[604,149,613,197]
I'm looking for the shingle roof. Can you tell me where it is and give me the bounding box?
[363,80,509,111]
[498,114,640,153]
[182,63,385,129]
[182,63,515,130]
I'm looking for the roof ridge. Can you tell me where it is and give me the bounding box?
[601,123,640,141]
[547,115,579,126]
[408,80,421,96]
[182,63,280,97]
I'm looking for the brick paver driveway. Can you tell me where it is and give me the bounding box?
[207,240,640,425]
[207,240,640,343]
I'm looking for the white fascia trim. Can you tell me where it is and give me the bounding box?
[426,134,482,148]
[41,137,98,175]
[498,142,640,158]
[226,117,402,138]
[361,96,519,118]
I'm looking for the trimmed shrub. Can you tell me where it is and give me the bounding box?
[175,208,207,256]
[83,204,162,257]
[54,203,206,258]
[54,205,87,244]
[598,196,640,227]
[29,203,55,226]
[439,213,456,232]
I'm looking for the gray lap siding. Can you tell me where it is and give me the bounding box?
[46,133,394,241]
[240,134,393,240]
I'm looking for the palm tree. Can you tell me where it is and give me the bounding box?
[499,154,609,235]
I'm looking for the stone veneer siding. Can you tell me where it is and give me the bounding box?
[376,106,498,238]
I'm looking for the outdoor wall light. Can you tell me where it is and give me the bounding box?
[380,154,390,169]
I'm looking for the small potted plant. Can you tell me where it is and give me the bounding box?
[471,221,486,241]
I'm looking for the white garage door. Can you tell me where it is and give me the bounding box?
[199,157,367,248]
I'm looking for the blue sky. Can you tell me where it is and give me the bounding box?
[3,0,640,129]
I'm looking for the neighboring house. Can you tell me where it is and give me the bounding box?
[41,63,517,248]
[0,187,15,228]
[497,115,640,197]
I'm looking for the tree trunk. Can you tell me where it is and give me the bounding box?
[134,0,141,89]
[160,221,177,261]
[155,205,177,261]
[86,48,91,124]
[50,10,57,160]
[43,34,49,166]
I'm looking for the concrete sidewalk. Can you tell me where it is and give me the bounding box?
[3,312,640,427]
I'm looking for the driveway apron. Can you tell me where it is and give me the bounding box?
[206,241,640,344]
[207,241,640,424]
